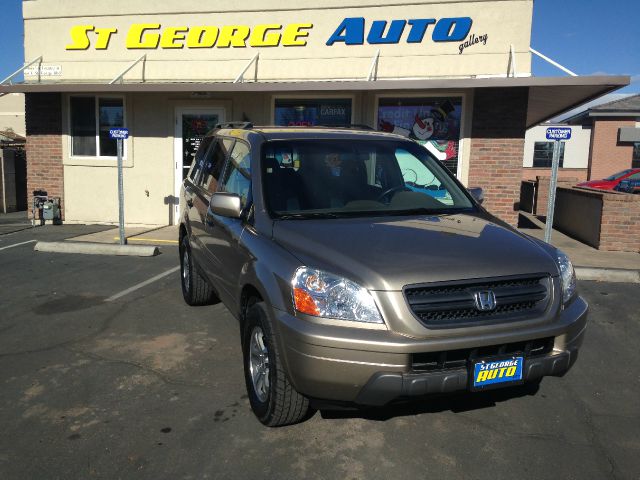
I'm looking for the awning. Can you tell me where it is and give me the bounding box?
[0,75,629,128]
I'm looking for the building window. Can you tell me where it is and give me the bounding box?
[633,142,640,168]
[377,97,463,175]
[274,98,352,127]
[70,96,125,157]
[533,141,565,168]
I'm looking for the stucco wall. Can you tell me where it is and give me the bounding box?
[0,94,26,136]
[23,0,533,82]
[523,123,591,169]
[58,89,474,226]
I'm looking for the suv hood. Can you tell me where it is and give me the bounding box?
[272,214,559,291]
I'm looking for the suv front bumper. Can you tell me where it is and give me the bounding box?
[272,296,588,406]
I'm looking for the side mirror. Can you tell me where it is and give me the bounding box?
[468,187,484,205]
[210,192,242,218]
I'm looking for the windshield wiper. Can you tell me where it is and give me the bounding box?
[276,212,342,220]
[382,207,467,216]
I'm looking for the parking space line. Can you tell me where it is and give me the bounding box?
[105,266,180,302]
[0,239,37,251]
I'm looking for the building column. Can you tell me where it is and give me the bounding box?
[25,93,64,219]
[467,87,529,226]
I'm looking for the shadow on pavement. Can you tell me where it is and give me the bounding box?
[319,382,540,421]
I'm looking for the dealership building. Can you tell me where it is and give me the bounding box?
[0,0,628,226]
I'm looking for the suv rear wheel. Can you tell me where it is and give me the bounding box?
[180,235,217,306]
[242,301,311,426]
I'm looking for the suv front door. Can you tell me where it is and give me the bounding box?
[203,140,252,305]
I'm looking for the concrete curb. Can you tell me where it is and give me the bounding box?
[34,241,159,257]
[575,266,640,283]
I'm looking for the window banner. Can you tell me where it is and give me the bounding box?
[378,97,462,174]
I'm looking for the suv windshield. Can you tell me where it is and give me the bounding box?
[262,139,474,218]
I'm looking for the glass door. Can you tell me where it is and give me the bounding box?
[173,108,224,223]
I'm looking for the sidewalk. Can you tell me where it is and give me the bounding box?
[67,225,178,246]
[518,212,639,282]
[0,211,32,235]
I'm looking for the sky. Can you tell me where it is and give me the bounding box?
[0,0,638,92]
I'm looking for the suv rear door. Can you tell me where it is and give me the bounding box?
[188,138,231,269]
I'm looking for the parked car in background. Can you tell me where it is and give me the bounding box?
[615,175,640,194]
[576,168,640,190]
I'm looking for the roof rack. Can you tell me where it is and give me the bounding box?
[215,122,253,130]
[315,124,374,130]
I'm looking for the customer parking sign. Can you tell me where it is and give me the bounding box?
[546,127,571,141]
[109,128,129,140]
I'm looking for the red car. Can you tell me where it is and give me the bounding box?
[577,168,640,190]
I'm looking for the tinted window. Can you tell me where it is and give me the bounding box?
[221,141,251,207]
[533,142,565,168]
[200,139,232,194]
[262,139,473,217]
[189,136,214,182]
[605,169,632,181]
[98,98,124,157]
[70,97,97,156]
[70,96,124,157]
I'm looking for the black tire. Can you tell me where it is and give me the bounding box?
[242,301,311,427]
[179,235,217,306]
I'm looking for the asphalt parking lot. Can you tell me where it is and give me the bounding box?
[0,225,639,480]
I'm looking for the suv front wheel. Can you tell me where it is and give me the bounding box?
[242,301,311,426]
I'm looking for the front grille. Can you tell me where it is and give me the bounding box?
[412,337,554,372]
[404,274,550,328]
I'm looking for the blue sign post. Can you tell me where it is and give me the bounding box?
[544,127,571,243]
[109,128,129,245]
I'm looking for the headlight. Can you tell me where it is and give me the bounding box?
[557,249,576,304]
[292,267,384,324]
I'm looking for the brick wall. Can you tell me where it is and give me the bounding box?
[25,93,63,219]
[522,168,587,182]
[468,87,528,226]
[532,176,581,217]
[588,118,636,181]
[599,191,640,252]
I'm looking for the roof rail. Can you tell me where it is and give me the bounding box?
[215,122,253,130]
[315,124,374,130]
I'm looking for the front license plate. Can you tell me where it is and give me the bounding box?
[471,356,524,390]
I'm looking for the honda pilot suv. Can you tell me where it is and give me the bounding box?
[179,123,588,426]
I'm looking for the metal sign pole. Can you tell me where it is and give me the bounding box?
[117,137,126,245]
[544,140,561,244]
[543,126,571,244]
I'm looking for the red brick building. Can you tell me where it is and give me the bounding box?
[567,94,640,180]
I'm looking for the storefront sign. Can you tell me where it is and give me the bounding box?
[65,16,474,50]
[326,17,472,45]
[24,64,62,76]
[66,23,313,50]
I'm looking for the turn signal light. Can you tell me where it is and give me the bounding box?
[293,287,320,316]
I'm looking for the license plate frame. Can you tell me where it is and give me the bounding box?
[470,355,525,391]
